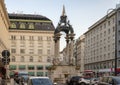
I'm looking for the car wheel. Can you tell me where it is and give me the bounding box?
[80,82,86,85]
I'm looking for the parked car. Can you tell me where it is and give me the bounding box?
[90,78,99,85]
[98,76,120,85]
[78,77,91,85]
[69,76,82,85]
[27,77,53,85]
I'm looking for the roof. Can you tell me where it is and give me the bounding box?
[8,13,50,21]
[8,13,55,31]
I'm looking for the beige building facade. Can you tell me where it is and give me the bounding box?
[0,0,10,66]
[0,0,10,53]
[84,6,120,75]
[75,35,85,73]
[8,13,55,77]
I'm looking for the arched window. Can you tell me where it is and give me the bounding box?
[30,56,33,62]
[10,23,16,28]
[12,56,15,62]
[29,23,34,29]
[20,23,25,29]
[21,56,24,62]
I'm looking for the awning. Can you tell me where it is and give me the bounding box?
[9,65,16,70]
[37,72,43,76]
[28,72,34,76]
[19,65,25,69]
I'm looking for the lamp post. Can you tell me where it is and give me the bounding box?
[107,8,117,76]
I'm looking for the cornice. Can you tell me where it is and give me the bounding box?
[9,29,54,34]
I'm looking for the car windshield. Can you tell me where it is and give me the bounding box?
[32,78,52,85]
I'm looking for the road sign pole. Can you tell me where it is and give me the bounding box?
[5,51,7,85]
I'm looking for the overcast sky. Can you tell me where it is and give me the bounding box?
[5,0,120,51]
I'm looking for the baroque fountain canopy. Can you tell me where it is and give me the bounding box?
[54,6,74,38]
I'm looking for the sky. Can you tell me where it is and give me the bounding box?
[4,0,120,51]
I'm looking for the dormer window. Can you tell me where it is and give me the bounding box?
[11,23,16,28]
[29,23,34,29]
[20,23,25,29]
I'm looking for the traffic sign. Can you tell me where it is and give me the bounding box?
[2,50,10,58]
[2,58,10,65]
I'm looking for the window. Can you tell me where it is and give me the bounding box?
[104,23,106,28]
[38,36,43,41]
[47,49,50,54]
[19,65,26,70]
[29,49,34,54]
[104,31,106,36]
[21,56,24,62]
[28,65,34,70]
[37,66,43,70]
[37,72,43,76]
[113,26,115,32]
[38,49,42,54]
[108,29,110,34]
[38,56,42,62]
[29,36,34,41]
[28,72,34,76]
[11,49,16,53]
[47,37,51,41]
[11,23,16,28]
[11,35,16,40]
[47,56,51,62]
[9,65,16,70]
[119,51,120,56]
[20,49,25,54]
[108,21,110,26]
[12,56,15,62]
[20,36,25,40]
[29,56,33,62]
[20,23,25,29]
[29,23,34,29]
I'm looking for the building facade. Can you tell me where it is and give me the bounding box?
[0,0,10,56]
[75,35,85,73]
[84,6,120,76]
[0,0,10,74]
[8,13,55,77]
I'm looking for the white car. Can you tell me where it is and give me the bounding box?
[27,77,53,85]
[78,77,91,85]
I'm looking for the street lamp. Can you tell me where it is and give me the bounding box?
[107,8,117,76]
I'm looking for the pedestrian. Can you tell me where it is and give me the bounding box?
[14,74,20,85]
